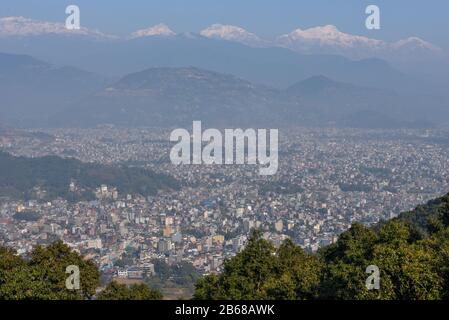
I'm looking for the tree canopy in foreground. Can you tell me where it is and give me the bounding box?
[194,193,449,300]
[0,240,162,300]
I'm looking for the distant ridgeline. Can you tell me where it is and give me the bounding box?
[0,151,179,201]
[194,192,449,300]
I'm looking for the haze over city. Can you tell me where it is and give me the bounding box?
[0,0,449,306]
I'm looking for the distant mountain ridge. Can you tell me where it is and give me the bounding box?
[1,22,443,96]
[50,67,446,129]
[0,52,108,127]
[286,75,356,95]
[1,15,447,89]
[54,67,278,128]
[0,51,446,129]
[0,16,113,39]
[1,16,442,62]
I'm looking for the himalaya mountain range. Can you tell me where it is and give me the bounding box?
[0,16,448,129]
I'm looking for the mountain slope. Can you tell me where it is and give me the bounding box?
[200,24,267,47]
[0,52,109,127]
[51,69,446,128]
[0,16,111,39]
[283,75,445,128]
[0,30,424,94]
[52,67,280,127]
[1,17,446,94]
[130,23,176,38]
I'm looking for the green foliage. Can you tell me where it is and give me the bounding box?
[320,220,442,300]
[0,241,166,300]
[194,193,449,300]
[149,259,200,290]
[0,246,25,292]
[0,151,179,201]
[194,231,322,300]
[268,239,322,299]
[171,262,201,287]
[96,281,162,300]
[0,241,99,300]
[397,194,449,236]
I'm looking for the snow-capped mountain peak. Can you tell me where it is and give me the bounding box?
[278,24,384,49]
[0,16,109,38]
[130,23,176,38]
[392,36,443,53]
[290,25,340,38]
[275,24,445,62]
[200,24,265,46]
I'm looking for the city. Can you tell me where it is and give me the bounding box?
[1,0,449,310]
[1,126,448,296]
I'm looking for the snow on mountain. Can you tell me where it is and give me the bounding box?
[277,25,385,50]
[198,23,443,62]
[276,25,444,61]
[0,16,443,64]
[130,23,176,38]
[392,37,443,54]
[200,24,266,46]
[0,16,110,38]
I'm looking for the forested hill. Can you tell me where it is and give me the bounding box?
[194,193,449,300]
[394,195,449,236]
[0,151,179,201]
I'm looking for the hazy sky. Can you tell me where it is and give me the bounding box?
[1,0,448,49]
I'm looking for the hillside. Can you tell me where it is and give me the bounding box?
[51,67,279,128]
[0,51,446,129]
[0,33,422,93]
[0,151,179,201]
[51,68,445,129]
[0,52,108,127]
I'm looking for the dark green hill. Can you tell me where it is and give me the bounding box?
[0,151,179,201]
[395,193,449,236]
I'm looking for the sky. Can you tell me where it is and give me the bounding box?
[1,0,448,49]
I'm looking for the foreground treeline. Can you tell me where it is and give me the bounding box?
[0,241,161,300]
[1,193,449,300]
[194,193,449,300]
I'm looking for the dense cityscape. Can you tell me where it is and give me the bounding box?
[1,126,448,295]
[1,1,449,316]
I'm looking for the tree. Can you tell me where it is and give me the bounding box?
[372,241,442,299]
[194,231,323,300]
[418,227,449,299]
[0,241,99,300]
[0,247,26,299]
[319,223,379,299]
[194,230,277,299]
[97,281,162,300]
[194,205,449,301]
[266,239,322,300]
[194,274,221,300]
